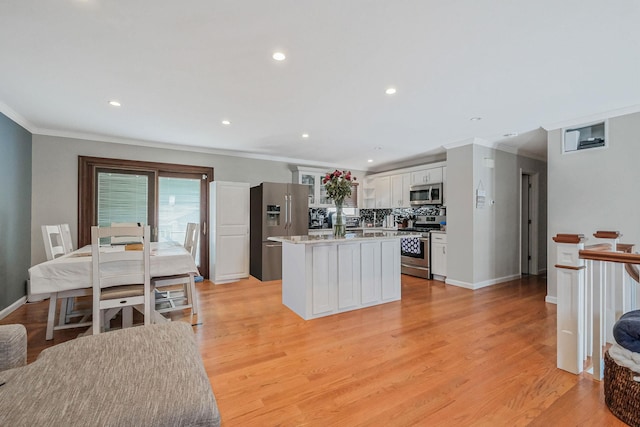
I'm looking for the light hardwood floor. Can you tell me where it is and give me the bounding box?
[2,274,626,426]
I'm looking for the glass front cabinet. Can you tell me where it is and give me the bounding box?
[294,168,333,208]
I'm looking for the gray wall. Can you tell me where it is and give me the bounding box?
[31,135,299,265]
[447,142,547,288]
[446,144,475,285]
[0,113,32,311]
[547,111,640,300]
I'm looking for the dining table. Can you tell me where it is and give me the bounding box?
[28,241,199,340]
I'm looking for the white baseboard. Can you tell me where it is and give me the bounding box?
[446,274,522,290]
[0,296,27,320]
[545,295,557,304]
[444,278,474,289]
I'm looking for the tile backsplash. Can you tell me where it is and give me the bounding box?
[310,205,444,228]
[359,209,391,227]
[360,206,442,227]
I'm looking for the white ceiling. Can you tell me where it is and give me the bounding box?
[1,1,639,171]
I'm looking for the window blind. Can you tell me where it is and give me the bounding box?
[97,172,149,227]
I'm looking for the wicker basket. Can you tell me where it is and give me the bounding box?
[605,351,640,426]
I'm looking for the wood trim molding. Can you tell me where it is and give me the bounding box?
[78,156,214,278]
[552,234,585,244]
[593,230,621,239]
[555,264,586,271]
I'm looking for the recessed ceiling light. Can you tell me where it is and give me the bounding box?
[504,132,518,137]
[367,159,373,163]
[301,133,309,138]
[385,87,397,95]
[221,120,231,125]
[272,52,286,61]
[470,117,482,121]
[374,146,382,150]
[108,100,121,107]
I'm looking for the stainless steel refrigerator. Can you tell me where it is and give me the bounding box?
[250,182,309,281]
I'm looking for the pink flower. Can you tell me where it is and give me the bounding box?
[323,169,357,203]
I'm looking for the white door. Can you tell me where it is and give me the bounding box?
[210,181,250,284]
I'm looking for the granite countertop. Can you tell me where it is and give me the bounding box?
[269,230,422,244]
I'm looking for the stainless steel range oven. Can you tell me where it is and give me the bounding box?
[399,216,445,278]
[400,233,430,278]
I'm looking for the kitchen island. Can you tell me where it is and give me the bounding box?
[269,231,420,320]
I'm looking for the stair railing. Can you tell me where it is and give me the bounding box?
[553,231,640,380]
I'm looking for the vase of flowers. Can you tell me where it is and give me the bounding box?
[323,169,356,237]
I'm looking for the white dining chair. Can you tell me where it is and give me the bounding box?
[59,223,73,255]
[110,222,144,244]
[183,222,199,259]
[41,225,66,261]
[42,224,92,340]
[152,223,199,315]
[91,225,153,334]
[57,223,81,324]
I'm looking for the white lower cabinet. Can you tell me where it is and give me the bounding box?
[430,232,447,279]
[281,238,401,320]
[337,243,361,309]
[360,241,381,304]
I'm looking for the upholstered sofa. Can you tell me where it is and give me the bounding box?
[0,321,220,426]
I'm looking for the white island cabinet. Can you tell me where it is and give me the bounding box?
[269,231,420,320]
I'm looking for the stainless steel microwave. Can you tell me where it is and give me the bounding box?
[409,183,443,206]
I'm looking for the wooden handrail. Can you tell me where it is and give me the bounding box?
[579,247,640,265]
[626,263,640,283]
[579,242,640,282]
[555,232,639,283]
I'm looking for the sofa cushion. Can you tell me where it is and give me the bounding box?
[0,322,220,427]
[0,324,26,372]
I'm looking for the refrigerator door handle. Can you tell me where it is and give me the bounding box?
[284,194,289,230]
[287,193,292,229]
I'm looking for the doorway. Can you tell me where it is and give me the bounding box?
[79,156,213,278]
[520,171,539,275]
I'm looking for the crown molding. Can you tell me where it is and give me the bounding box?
[0,101,36,132]
[33,127,359,170]
[441,137,482,151]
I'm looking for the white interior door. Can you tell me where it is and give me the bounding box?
[210,181,250,284]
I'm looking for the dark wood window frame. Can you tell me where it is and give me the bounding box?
[78,156,214,278]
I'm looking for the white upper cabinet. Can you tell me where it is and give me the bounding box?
[294,168,333,207]
[374,176,391,208]
[410,167,443,185]
[363,161,446,209]
[390,173,410,207]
